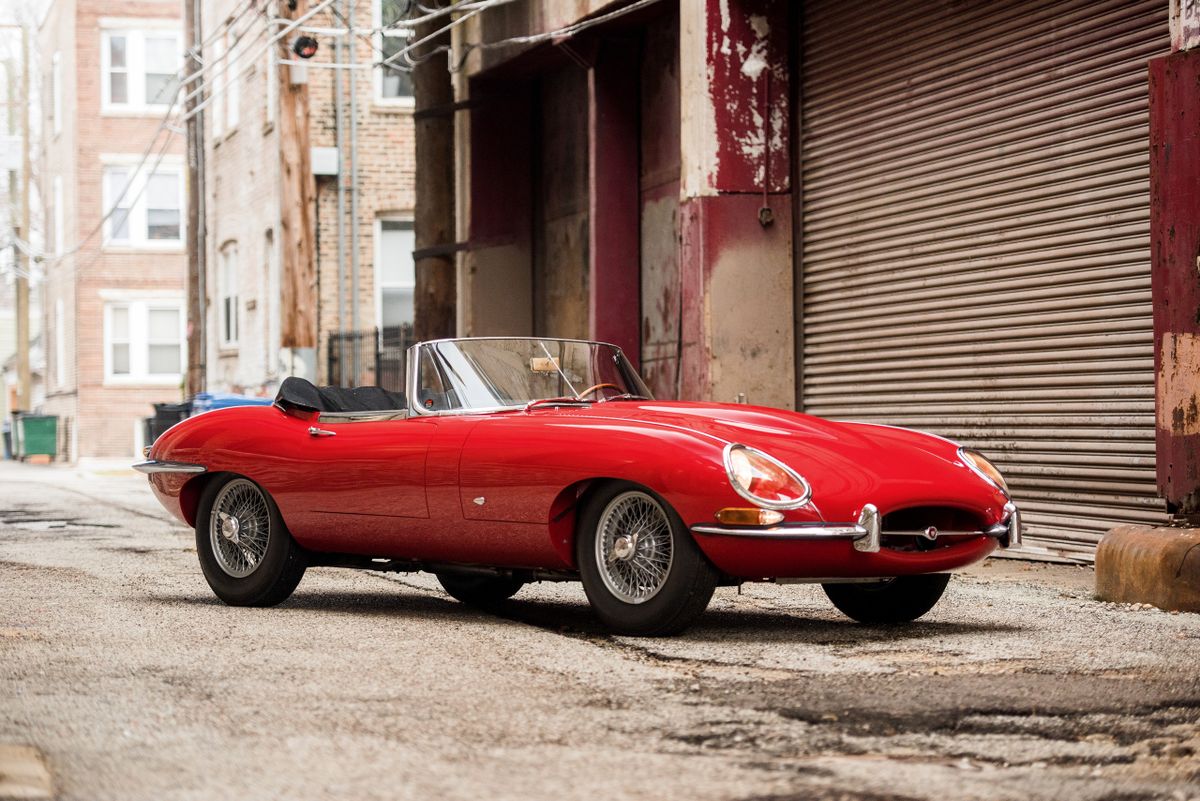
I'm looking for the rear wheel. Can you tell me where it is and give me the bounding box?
[577,482,719,636]
[196,476,307,607]
[437,573,524,607]
[822,574,951,624]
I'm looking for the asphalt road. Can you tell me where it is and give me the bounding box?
[1,461,1198,801]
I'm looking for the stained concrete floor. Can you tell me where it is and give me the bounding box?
[1,461,1197,801]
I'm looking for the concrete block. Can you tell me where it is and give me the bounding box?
[1096,525,1200,612]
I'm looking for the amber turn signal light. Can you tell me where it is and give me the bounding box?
[715,507,784,526]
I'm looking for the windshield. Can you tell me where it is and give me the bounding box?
[411,338,652,413]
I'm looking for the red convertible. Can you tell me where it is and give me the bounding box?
[136,337,1020,635]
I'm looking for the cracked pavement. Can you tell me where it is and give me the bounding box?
[1,461,1198,801]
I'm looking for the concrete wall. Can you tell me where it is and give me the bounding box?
[452,0,796,406]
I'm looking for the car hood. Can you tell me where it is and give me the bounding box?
[573,400,1008,523]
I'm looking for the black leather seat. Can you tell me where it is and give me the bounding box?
[275,376,407,413]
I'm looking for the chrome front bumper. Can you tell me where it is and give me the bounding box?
[692,501,1022,553]
[132,460,207,475]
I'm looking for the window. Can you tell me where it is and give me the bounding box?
[55,298,65,388]
[264,46,276,130]
[102,160,184,247]
[53,175,63,256]
[51,51,61,136]
[376,219,415,329]
[101,29,181,113]
[104,299,184,383]
[374,0,414,104]
[224,26,239,131]
[220,244,239,347]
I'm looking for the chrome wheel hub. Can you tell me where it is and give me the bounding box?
[595,491,674,605]
[209,479,271,578]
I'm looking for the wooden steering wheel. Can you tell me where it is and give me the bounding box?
[576,383,621,399]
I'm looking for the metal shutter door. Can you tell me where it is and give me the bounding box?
[799,0,1169,560]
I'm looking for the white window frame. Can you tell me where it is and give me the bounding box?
[55,298,65,389]
[264,45,277,131]
[219,243,240,349]
[372,0,415,107]
[224,26,240,133]
[53,175,63,256]
[374,215,416,330]
[101,154,186,250]
[99,24,182,116]
[51,51,62,136]
[101,292,186,386]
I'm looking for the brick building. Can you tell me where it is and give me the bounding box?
[37,0,187,460]
[200,0,416,395]
[448,0,1200,560]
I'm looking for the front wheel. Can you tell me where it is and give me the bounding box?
[196,476,307,607]
[822,574,951,624]
[577,482,719,636]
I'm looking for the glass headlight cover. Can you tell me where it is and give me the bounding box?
[960,448,1008,493]
[723,444,813,510]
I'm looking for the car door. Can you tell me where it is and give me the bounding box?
[270,410,437,556]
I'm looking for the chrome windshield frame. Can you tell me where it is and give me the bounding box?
[405,337,644,418]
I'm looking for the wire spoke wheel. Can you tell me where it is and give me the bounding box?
[594,490,675,604]
[208,479,271,578]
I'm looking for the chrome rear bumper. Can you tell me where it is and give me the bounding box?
[692,501,1022,553]
[132,460,206,475]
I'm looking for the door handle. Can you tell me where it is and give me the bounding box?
[307,426,336,437]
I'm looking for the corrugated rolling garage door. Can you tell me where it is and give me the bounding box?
[799,0,1169,560]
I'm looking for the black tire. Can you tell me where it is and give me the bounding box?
[437,573,524,607]
[577,481,719,636]
[822,574,951,624]
[196,475,307,607]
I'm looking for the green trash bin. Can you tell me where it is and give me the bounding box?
[15,414,58,460]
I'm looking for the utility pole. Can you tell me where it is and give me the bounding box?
[184,0,206,396]
[278,0,317,353]
[412,0,456,341]
[15,23,31,412]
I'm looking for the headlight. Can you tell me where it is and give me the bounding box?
[723,444,812,510]
[960,448,1008,493]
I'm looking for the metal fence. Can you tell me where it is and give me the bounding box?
[326,324,414,391]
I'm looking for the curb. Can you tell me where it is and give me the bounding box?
[1095,525,1200,612]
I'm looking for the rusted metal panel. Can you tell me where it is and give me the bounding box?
[589,39,641,366]
[704,0,791,194]
[640,11,681,397]
[534,66,590,339]
[1149,48,1200,517]
[800,0,1169,557]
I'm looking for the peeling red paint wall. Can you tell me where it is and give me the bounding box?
[705,0,791,193]
[1150,48,1200,516]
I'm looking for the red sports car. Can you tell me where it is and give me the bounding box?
[136,337,1020,635]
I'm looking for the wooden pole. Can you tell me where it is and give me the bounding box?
[278,1,317,349]
[413,1,456,341]
[184,0,206,395]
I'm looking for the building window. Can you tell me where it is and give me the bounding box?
[220,244,239,347]
[51,51,61,136]
[53,175,63,256]
[55,298,65,388]
[101,29,181,113]
[264,46,276,130]
[104,299,184,383]
[376,218,415,329]
[224,26,239,131]
[102,160,184,248]
[374,0,414,105]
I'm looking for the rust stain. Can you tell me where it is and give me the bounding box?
[1159,332,1200,435]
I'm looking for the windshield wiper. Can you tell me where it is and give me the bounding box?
[597,393,649,403]
[523,396,596,412]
